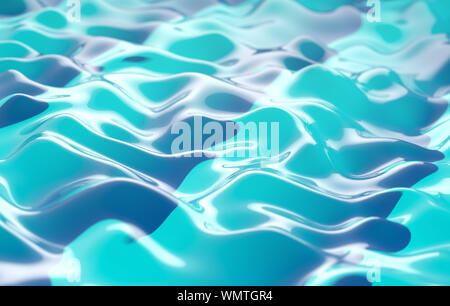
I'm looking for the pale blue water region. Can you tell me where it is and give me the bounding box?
[0,0,448,285]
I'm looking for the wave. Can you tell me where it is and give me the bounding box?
[0,0,448,285]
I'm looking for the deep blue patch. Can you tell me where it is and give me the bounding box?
[284,57,311,71]
[20,179,178,245]
[123,56,149,63]
[334,275,372,286]
[12,278,52,286]
[354,219,411,252]
[87,25,157,45]
[205,93,253,113]
[379,162,439,189]
[0,0,27,16]
[0,95,48,128]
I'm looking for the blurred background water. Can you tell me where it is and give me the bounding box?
[0,0,448,285]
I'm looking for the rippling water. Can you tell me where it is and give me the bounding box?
[0,0,449,286]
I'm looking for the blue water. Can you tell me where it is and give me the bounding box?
[0,0,448,286]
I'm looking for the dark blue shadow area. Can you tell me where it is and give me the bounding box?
[205,93,253,113]
[379,163,438,188]
[19,179,178,245]
[0,95,48,128]
[334,275,371,286]
[123,56,149,63]
[0,0,62,17]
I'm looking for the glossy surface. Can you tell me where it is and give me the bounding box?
[0,0,448,286]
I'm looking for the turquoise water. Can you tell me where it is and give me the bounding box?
[0,0,448,285]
